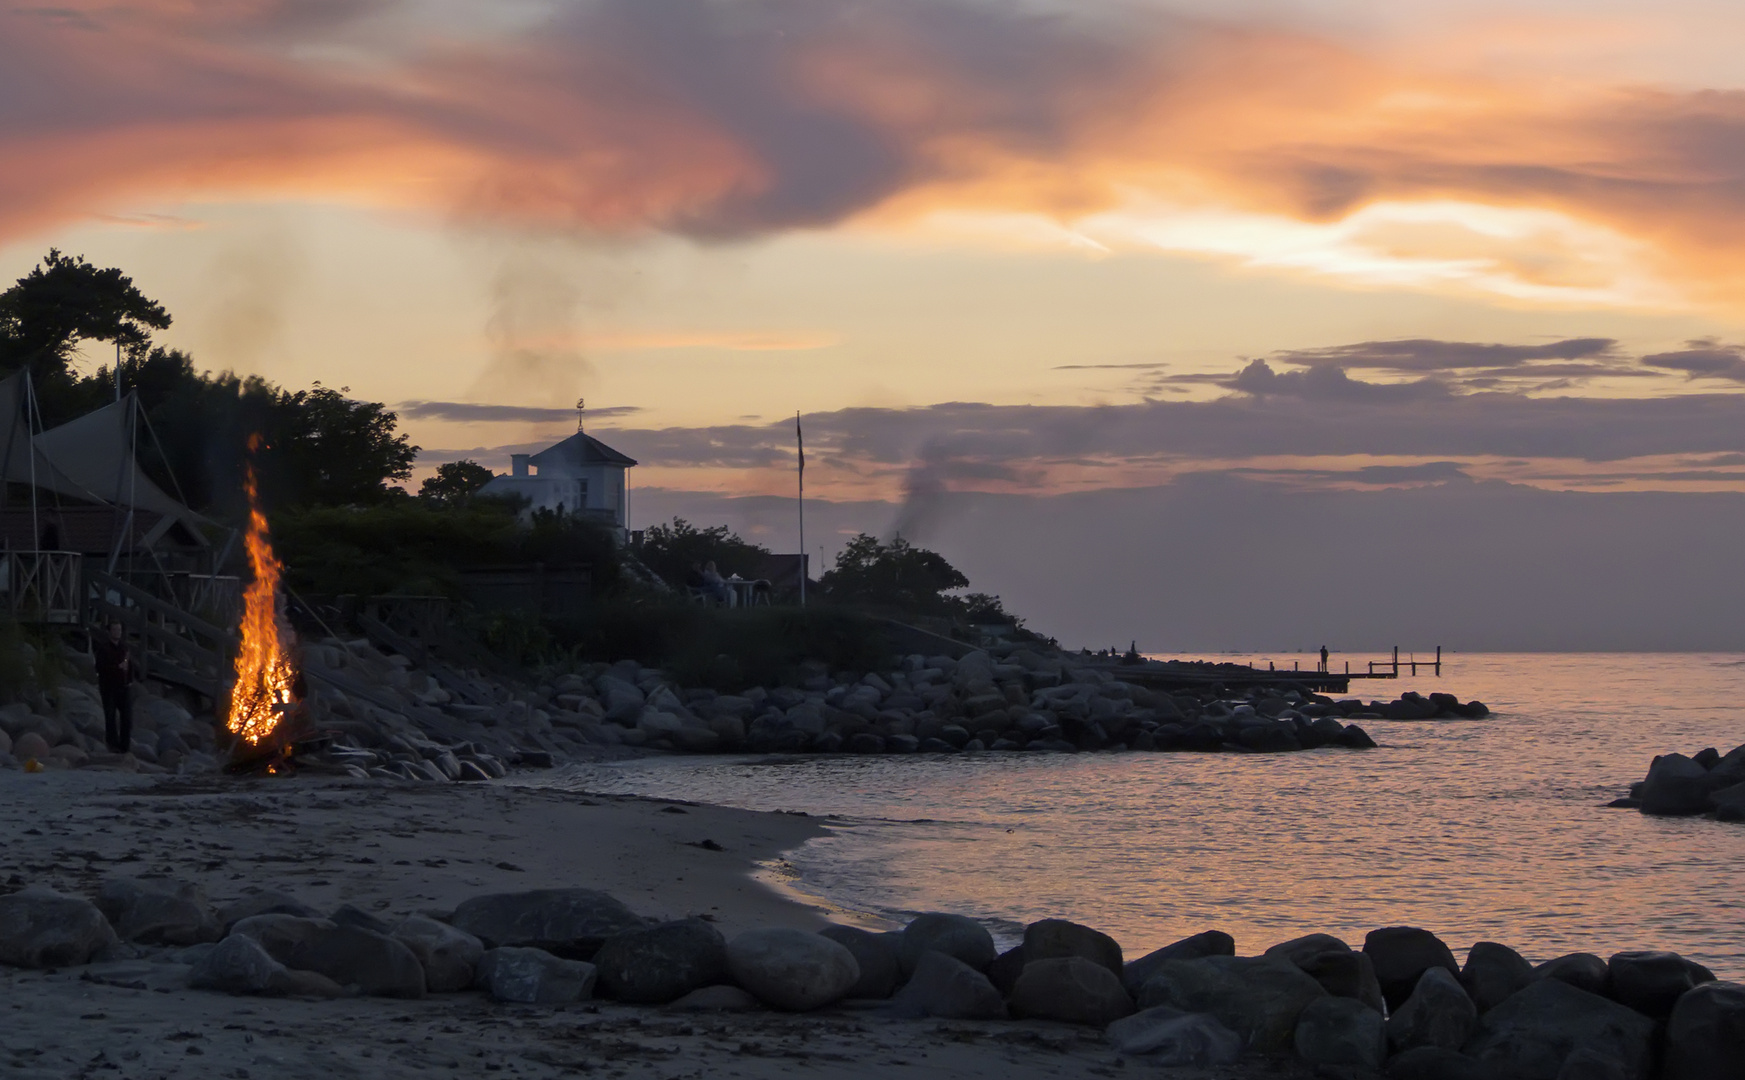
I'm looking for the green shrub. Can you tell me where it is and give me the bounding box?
[547,602,891,690]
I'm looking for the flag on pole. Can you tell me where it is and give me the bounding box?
[796,412,806,606]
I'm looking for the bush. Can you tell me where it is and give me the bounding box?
[271,498,621,601]
[547,602,892,691]
[635,518,770,588]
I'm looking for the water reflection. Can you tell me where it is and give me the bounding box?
[543,654,1745,977]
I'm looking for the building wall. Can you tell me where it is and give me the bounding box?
[480,463,628,527]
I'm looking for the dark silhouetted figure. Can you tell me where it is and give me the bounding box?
[92,619,136,753]
[1320,645,1330,673]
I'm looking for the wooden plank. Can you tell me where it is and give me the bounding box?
[86,569,237,647]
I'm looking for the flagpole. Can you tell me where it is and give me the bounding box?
[796,411,806,607]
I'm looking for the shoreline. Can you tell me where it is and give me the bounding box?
[0,767,837,938]
[0,766,1303,1079]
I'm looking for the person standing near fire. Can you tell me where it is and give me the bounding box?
[92,618,138,753]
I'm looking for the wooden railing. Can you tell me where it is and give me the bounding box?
[85,568,236,700]
[1,550,83,624]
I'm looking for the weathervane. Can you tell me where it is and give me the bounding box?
[576,397,585,433]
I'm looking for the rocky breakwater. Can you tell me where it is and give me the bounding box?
[0,630,1487,782]
[542,646,1397,758]
[1610,741,1745,822]
[2,881,1739,1079]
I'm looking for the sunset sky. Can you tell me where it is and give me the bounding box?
[7,0,1745,645]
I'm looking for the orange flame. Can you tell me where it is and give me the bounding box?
[227,438,297,745]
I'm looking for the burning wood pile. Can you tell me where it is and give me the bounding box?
[225,445,301,770]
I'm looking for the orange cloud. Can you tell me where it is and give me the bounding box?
[5,2,1745,307]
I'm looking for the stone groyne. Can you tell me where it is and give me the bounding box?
[0,882,1736,1079]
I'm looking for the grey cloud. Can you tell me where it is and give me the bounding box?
[1215,462,1472,486]
[603,388,1745,470]
[401,401,644,423]
[1642,339,1745,381]
[1229,359,1450,402]
[1277,337,1617,372]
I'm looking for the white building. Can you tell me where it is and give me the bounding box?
[479,429,638,536]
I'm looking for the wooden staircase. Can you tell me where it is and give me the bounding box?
[85,568,236,701]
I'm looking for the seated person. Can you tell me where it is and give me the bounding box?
[700,560,732,605]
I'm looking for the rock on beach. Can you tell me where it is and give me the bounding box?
[1137,955,1327,1054]
[448,888,646,959]
[888,949,1006,1020]
[725,928,860,1012]
[592,918,729,1004]
[474,947,597,1004]
[896,912,996,976]
[0,886,117,968]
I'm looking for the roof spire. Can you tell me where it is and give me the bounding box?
[576,397,585,433]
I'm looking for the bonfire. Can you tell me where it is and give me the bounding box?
[226,438,299,757]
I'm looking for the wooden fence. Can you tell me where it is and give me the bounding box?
[0,550,83,624]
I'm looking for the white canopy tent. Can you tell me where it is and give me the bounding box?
[0,370,210,562]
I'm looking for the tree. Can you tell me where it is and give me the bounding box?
[819,534,969,613]
[259,383,418,507]
[420,460,496,505]
[637,518,770,587]
[0,250,170,380]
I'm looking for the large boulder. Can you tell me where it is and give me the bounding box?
[1640,754,1714,816]
[1388,967,1477,1053]
[1267,933,1384,1013]
[1022,918,1123,979]
[817,926,901,999]
[1535,952,1609,996]
[726,928,859,1012]
[218,891,317,931]
[1137,955,1326,1054]
[897,913,995,976]
[1386,1046,1494,1080]
[391,916,485,993]
[888,950,1006,1020]
[1010,957,1134,1026]
[1105,1006,1241,1065]
[187,933,335,996]
[1558,1047,1631,1080]
[288,924,427,999]
[1122,930,1235,994]
[188,933,284,995]
[0,886,117,968]
[1663,980,1745,1080]
[230,914,333,962]
[667,985,762,1012]
[1710,782,1745,821]
[232,915,424,998]
[593,918,728,1004]
[1607,950,1715,1019]
[1464,977,1655,1080]
[1364,927,1459,1012]
[1461,941,1535,1014]
[93,877,221,946]
[1294,996,1386,1069]
[595,676,645,724]
[449,889,646,959]
[474,946,597,1004]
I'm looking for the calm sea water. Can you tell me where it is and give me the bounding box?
[541,654,1745,978]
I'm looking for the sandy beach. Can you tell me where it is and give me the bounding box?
[0,768,1306,1080]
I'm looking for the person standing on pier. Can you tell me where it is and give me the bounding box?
[1319,645,1330,673]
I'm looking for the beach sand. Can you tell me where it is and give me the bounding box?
[0,769,1308,1079]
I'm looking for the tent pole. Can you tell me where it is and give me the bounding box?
[25,371,39,554]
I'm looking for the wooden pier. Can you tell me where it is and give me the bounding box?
[1100,646,1443,696]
